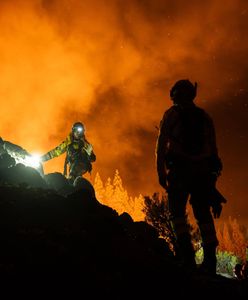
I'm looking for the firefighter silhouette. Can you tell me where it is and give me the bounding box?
[156,79,226,274]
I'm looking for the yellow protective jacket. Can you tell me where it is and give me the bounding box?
[42,133,96,174]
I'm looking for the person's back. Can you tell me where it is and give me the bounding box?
[156,79,225,274]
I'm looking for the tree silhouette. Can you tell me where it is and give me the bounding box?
[142,192,176,253]
[94,171,248,261]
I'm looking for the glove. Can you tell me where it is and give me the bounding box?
[89,151,96,162]
[211,202,222,219]
[83,144,93,156]
[210,187,227,219]
[40,153,51,162]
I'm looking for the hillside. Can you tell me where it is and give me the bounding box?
[0,149,247,298]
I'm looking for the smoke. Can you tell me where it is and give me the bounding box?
[0,0,248,220]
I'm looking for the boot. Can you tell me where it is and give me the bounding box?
[175,234,197,271]
[199,244,217,275]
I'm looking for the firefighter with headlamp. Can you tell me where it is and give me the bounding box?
[41,122,96,184]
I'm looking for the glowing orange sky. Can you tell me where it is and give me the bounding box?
[0,0,248,222]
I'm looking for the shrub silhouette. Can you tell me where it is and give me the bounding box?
[142,192,176,254]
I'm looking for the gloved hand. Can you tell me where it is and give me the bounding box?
[89,151,96,162]
[211,202,222,219]
[40,153,51,163]
[83,144,93,156]
[210,186,227,218]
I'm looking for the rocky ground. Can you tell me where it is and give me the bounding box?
[0,146,247,299]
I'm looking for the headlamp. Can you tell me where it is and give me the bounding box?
[76,127,83,132]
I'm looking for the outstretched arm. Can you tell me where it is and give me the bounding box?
[41,136,70,162]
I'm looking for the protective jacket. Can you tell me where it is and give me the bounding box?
[42,133,96,177]
[156,103,221,172]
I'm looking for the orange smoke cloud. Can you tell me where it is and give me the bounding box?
[0,0,248,221]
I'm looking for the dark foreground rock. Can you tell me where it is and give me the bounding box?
[0,145,247,299]
[0,183,247,299]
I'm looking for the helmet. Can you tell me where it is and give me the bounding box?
[72,122,85,137]
[170,79,197,103]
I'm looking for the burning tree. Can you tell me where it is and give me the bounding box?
[93,170,145,221]
[216,216,247,262]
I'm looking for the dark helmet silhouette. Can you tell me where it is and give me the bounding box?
[170,79,197,103]
[72,122,85,137]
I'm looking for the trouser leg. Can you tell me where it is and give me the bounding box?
[191,192,218,274]
[68,161,85,184]
[168,188,196,268]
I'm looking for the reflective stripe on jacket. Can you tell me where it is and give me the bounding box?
[45,134,95,162]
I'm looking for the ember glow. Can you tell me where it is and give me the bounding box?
[0,0,248,222]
